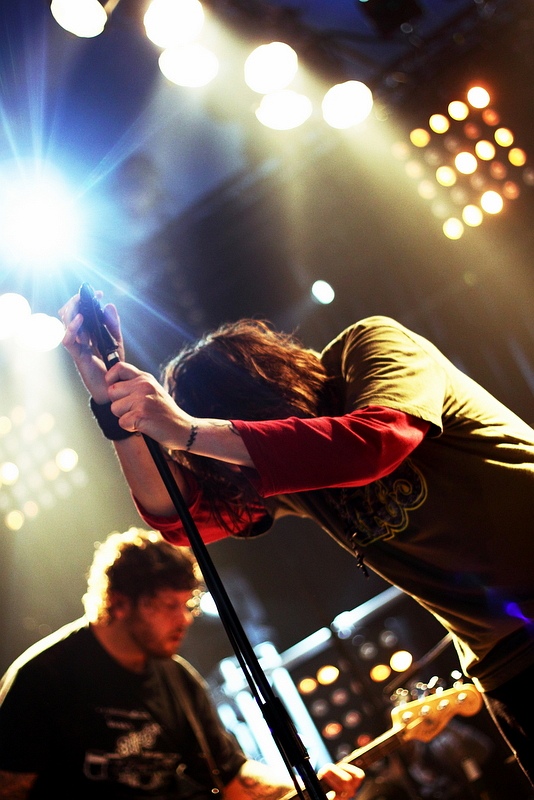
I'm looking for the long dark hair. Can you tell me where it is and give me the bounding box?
[162,319,331,532]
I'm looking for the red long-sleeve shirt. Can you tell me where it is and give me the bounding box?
[136,405,429,544]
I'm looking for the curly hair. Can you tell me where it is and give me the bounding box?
[161,319,332,533]
[82,527,201,623]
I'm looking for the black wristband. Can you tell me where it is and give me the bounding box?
[89,398,134,441]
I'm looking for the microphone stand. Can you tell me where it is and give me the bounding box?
[87,295,328,800]
[142,433,326,800]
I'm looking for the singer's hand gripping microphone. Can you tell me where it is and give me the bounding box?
[78,283,120,369]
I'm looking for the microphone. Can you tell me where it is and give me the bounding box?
[78,283,120,369]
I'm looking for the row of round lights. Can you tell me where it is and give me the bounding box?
[50,0,375,131]
[294,629,414,759]
[393,85,532,239]
[0,407,86,531]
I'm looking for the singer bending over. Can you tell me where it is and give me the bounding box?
[59,290,534,789]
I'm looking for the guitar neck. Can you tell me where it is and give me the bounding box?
[280,684,482,800]
[338,725,404,772]
[280,726,405,800]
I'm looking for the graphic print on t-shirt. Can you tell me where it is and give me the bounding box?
[83,706,180,791]
[339,458,427,546]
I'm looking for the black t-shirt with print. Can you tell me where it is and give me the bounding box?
[0,619,246,798]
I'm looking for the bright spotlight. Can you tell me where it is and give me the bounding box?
[322,81,373,129]
[467,86,491,109]
[144,0,204,48]
[15,314,66,353]
[255,90,312,130]
[316,665,339,685]
[448,100,469,121]
[0,461,19,485]
[244,42,298,94]
[480,190,504,214]
[50,0,107,38]
[199,592,219,617]
[0,167,83,267]
[159,44,219,87]
[443,217,464,239]
[5,510,25,531]
[369,663,391,682]
[495,127,514,147]
[311,280,335,305]
[462,204,484,226]
[0,294,32,340]
[428,114,449,134]
[454,152,477,175]
[56,448,79,471]
[389,649,413,672]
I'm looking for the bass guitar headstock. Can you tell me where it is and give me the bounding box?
[389,682,483,744]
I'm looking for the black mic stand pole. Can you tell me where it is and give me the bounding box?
[141,433,327,800]
[88,311,328,800]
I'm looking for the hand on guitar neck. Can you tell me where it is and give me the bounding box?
[281,683,482,800]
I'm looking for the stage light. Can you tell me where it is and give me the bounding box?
[48,0,375,137]
[0,295,64,353]
[495,127,514,147]
[435,166,456,187]
[455,152,477,175]
[50,0,107,38]
[213,587,476,775]
[144,0,204,48]
[369,663,391,682]
[56,448,79,471]
[475,140,496,160]
[509,147,527,167]
[322,721,343,739]
[467,86,490,109]
[299,677,318,694]
[158,44,219,87]
[321,81,373,130]
[244,43,298,94]
[429,114,449,134]
[5,510,25,531]
[448,101,469,121]
[390,649,412,672]
[199,591,220,616]
[410,128,431,147]
[397,83,531,239]
[462,204,484,226]
[255,90,313,130]
[0,405,88,530]
[317,665,340,685]
[443,217,464,240]
[311,280,335,305]
[0,295,31,341]
[0,167,83,268]
[15,314,66,353]
[0,461,19,485]
[480,190,503,214]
